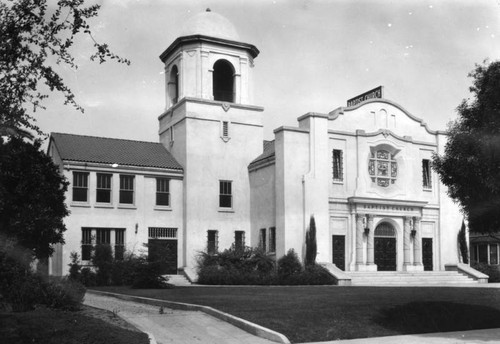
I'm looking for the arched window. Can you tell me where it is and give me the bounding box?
[168,65,179,105]
[213,59,234,102]
[375,223,396,237]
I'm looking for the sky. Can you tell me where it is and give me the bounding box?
[36,0,500,143]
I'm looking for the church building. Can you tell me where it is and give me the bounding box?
[47,10,484,283]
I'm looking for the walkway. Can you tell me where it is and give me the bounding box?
[84,292,275,344]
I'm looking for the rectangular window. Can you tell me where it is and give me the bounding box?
[148,227,177,239]
[222,121,229,137]
[234,231,245,251]
[259,228,267,252]
[422,159,432,189]
[478,244,488,263]
[207,230,218,254]
[96,173,112,203]
[115,229,125,260]
[81,228,92,261]
[72,172,89,202]
[219,180,232,208]
[332,149,343,182]
[119,175,134,204]
[156,178,170,206]
[269,227,276,253]
[95,228,111,245]
[490,244,498,265]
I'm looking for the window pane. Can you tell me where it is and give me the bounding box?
[120,190,134,204]
[333,150,343,181]
[73,188,88,202]
[490,244,498,265]
[478,244,488,263]
[97,189,111,203]
[269,227,276,252]
[219,195,232,208]
[207,230,218,254]
[156,192,170,206]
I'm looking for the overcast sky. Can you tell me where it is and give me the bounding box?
[36,0,500,142]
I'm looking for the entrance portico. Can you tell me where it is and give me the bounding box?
[349,197,426,272]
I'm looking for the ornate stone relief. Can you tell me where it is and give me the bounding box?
[368,149,398,187]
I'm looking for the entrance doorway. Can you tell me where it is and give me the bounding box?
[374,222,397,271]
[422,238,433,271]
[332,235,345,271]
[148,239,178,274]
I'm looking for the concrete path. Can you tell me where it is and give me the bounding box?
[308,328,500,344]
[84,293,275,344]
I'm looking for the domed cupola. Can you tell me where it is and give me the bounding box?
[180,8,240,41]
[159,9,259,110]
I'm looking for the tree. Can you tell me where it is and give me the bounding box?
[0,137,69,260]
[0,0,130,136]
[433,60,500,234]
[305,215,317,266]
[457,221,469,264]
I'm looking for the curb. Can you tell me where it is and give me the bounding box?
[88,290,291,344]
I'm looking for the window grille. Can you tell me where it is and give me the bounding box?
[269,227,276,253]
[96,228,111,245]
[222,121,229,137]
[115,229,125,260]
[81,228,92,260]
[73,172,89,202]
[332,150,343,182]
[148,227,177,239]
[96,173,112,203]
[374,223,396,237]
[422,159,432,189]
[234,231,245,250]
[119,175,134,204]
[219,180,232,208]
[156,178,170,206]
[207,230,218,254]
[259,228,267,252]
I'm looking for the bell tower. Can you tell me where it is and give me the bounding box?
[158,9,264,269]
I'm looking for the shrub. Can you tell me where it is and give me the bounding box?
[277,249,302,280]
[79,267,97,287]
[92,244,113,286]
[68,251,81,281]
[299,264,336,285]
[131,260,170,289]
[305,216,317,267]
[42,279,86,310]
[472,262,500,282]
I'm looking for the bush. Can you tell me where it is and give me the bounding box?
[472,262,500,282]
[79,267,97,287]
[92,245,113,286]
[299,264,336,285]
[131,260,170,289]
[277,249,302,281]
[68,251,81,281]
[42,279,86,310]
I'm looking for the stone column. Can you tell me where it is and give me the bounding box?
[413,217,423,269]
[356,213,365,267]
[366,214,375,265]
[403,216,412,270]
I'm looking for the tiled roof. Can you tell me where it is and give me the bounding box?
[248,140,275,170]
[50,133,183,171]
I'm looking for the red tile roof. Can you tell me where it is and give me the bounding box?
[248,140,275,170]
[50,133,183,171]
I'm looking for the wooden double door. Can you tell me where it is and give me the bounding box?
[148,239,178,274]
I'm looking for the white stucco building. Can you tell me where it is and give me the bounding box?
[48,10,479,283]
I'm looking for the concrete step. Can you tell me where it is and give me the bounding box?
[348,271,478,286]
[164,274,192,286]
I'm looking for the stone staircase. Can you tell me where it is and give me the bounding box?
[164,274,192,286]
[349,271,479,286]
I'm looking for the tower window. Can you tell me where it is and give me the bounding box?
[219,180,232,208]
[213,59,234,102]
[72,172,89,202]
[168,65,179,105]
[222,121,229,137]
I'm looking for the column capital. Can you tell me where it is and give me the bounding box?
[403,216,413,222]
[366,214,374,220]
[356,213,366,219]
[413,216,422,223]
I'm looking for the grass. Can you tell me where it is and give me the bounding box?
[0,305,149,344]
[93,285,500,343]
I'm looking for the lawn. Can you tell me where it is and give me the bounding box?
[0,305,149,344]
[93,286,500,343]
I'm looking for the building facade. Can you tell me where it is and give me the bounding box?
[48,10,463,277]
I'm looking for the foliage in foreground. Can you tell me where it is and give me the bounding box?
[0,138,69,260]
[0,248,85,312]
[471,262,500,283]
[0,0,129,136]
[433,60,500,234]
[69,249,170,289]
[196,246,335,285]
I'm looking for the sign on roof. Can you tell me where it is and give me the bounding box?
[347,86,384,107]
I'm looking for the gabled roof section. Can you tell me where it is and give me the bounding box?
[248,140,275,171]
[49,133,183,171]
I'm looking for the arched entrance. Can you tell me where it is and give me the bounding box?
[374,222,397,271]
